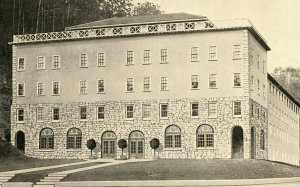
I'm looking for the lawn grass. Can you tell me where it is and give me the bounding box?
[9,162,106,183]
[0,156,82,172]
[62,159,300,181]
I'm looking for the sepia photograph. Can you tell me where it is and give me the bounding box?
[0,0,300,186]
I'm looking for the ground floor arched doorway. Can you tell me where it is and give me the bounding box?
[250,127,256,159]
[129,131,144,159]
[16,131,25,153]
[232,126,244,158]
[101,131,117,158]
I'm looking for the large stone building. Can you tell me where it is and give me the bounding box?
[10,13,300,165]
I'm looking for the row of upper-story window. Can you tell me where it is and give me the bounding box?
[269,82,299,114]
[16,45,244,71]
[16,74,243,97]
[250,75,266,100]
[269,125,298,146]
[15,101,243,123]
[250,104,267,123]
[269,104,299,128]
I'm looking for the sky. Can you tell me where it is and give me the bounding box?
[133,0,300,72]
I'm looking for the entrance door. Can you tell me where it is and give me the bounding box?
[16,131,25,153]
[101,131,117,158]
[129,131,144,158]
[232,126,244,158]
[250,127,256,159]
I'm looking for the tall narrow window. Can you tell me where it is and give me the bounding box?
[52,108,60,121]
[143,50,151,64]
[143,77,151,91]
[233,44,242,59]
[257,55,260,69]
[80,106,87,120]
[80,54,88,67]
[37,56,45,70]
[208,101,217,118]
[160,76,168,91]
[160,104,168,118]
[36,107,43,122]
[260,130,265,150]
[263,84,265,99]
[97,106,105,120]
[263,60,265,74]
[191,103,199,117]
[142,104,151,119]
[18,58,25,71]
[233,101,241,116]
[209,74,217,88]
[127,78,134,92]
[257,79,260,95]
[127,51,134,65]
[97,53,105,67]
[52,81,60,95]
[161,49,168,63]
[97,79,105,93]
[67,128,82,149]
[165,125,181,148]
[37,82,45,96]
[234,73,241,87]
[191,75,199,89]
[80,80,87,94]
[39,128,54,149]
[209,46,217,61]
[191,47,199,61]
[126,105,134,119]
[17,83,25,96]
[52,55,60,69]
[17,109,24,122]
[250,104,254,117]
[197,124,214,148]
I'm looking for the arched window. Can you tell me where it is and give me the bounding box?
[197,124,214,148]
[39,128,54,149]
[165,125,181,148]
[67,128,82,149]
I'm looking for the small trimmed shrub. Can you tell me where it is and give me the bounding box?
[87,139,96,156]
[150,138,160,157]
[118,139,127,156]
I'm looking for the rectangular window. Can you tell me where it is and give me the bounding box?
[209,74,217,88]
[18,58,25,71]
[143,77,151,91]
[127,78,134,92]
[17,109,24,122]
[191,75,199,89]
[52,81,60,95]
[208,101,217,118]
[52,108,60,121]
[250,104,254,117]
[233,44,242,59]
[126,105,134,119]
[36,107,43,122]
[191,47,199,61]
[97,79,105,93]
[97,106,105,120]
[234,73,241,87]
[142,104,151,119]
[260,130,265,150]
[233,101,242,116]
[37,56,45,70]
[80,54,88,67]
[127,51,134,65]
[97,53,105,67]
[263,60,265,74]
[80,80,87,94]
[257,55,260,69]
[143,50,151,64]
[257,80,260,95]
[209,46,217,61]
[160,76,168,91]
[17,83,25,96]
[52,55,60,69]
[160,104,168,118]
[161,49,168,63]
[191,103,199,117]
[263,84,265,98]
[80,106,87,120]
[37,82,45,96]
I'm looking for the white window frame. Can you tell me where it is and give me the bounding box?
[160,103,168,119]
[126,78,134,92]
[36,107,44,122]
[191,47,199,62]
[208,46,217,61]
[160,76,168,91]
[160,49,168,64]
[143,50,151,64]
[52,81,60,96]
[52,107,60,122]
[232,44,242,60]
[17,57,25,71]
[97,79,105,94]
[142,104,151,120]
[79,80,88,94]
[52,55,61,69]
[126,51,134,65]
[190,102,199,118]
[16,108,25,123]
[80,53,88,68]
[96,105,105,121]
[97,52,105,67]
[191,75,199,89]
[37,82,45,96]
[209,74,217,89]
[17,83,25,97]
[208,101,217,118]
[37,56,46,70]
[233,101,242,117]
[233,73,242,87]
[125,105,134,120]
[79,106,87,121]
[143,76,151,92]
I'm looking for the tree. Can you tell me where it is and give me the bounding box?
[133,1,163,16]
[150,138,160,157]
[118,139,127,156]
[87,139,96,156]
